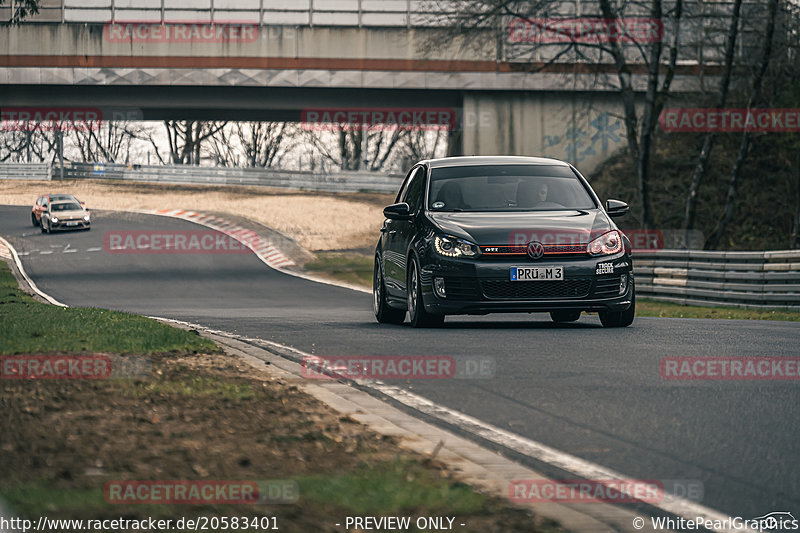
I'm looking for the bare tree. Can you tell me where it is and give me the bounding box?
[0,128,55,162]
[706,0,779,249]
[68,121,147,163]
[238,122,296,168]
[424,0,686,227]
[681,0,743,232]
[303,128,411,172]
[161,120,227,165]
[204,125,240,167]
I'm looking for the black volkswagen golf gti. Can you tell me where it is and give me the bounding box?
[373,156,635,328]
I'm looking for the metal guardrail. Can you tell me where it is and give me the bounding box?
[57,162,403,194]
[0,163,52,180]
[634,250,800,310]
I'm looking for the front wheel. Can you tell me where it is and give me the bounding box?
[31,212,39,227]
[407,257,444,328]
[599,284,635,328]
[41,219,47,233]
[373,255,405,325]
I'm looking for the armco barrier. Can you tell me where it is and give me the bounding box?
[0,163,52,180]
[633,249,800,310]
[57,163,402,194]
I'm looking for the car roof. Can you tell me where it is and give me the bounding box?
[421,155,571,169]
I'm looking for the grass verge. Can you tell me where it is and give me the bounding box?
[0,347,556,533]
[0,262,219,355]
[306,253,800,322]
[305,251,373,287]
[636,298,800,321]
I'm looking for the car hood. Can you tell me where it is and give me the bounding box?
[52,210,86,217]
[427,209,615,245]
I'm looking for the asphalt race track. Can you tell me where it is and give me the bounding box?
[2,205,799,520]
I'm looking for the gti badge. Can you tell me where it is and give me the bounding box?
[527,241,545,260]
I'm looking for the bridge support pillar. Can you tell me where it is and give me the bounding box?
[460,92,627,174]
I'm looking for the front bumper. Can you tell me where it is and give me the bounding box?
[50,219,90,230]
[420,251,633,315]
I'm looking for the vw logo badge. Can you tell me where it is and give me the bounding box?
[527,241,545,260]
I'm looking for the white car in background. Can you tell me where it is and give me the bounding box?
[40,200,91,233]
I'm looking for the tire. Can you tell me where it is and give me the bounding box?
[407,256,444,328]
[550,310,582,323]
[31,212,39,227]
[599,282,635,328]
[40,219,47,233]
[373,255,405,325]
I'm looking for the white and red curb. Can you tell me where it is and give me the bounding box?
[151,209,295,269]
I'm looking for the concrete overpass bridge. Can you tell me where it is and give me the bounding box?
[0,0,725,172]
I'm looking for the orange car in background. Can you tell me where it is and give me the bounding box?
[31,194,86,226]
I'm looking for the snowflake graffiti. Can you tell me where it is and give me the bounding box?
[544,111,622,163]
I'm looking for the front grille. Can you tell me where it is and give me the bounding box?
[593,274,621,298]
[481,278,591,300]
[480,244,588,257]
[444,277,481,300]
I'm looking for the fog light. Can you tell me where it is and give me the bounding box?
[433,277,446,298]
[619,273,628,295]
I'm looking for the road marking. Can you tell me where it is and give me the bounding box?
[86,247,103,252]
[39,250,53,255]
[0,236,66,307]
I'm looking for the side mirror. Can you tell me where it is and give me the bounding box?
[606,199,629,218]
[383,203,412,221]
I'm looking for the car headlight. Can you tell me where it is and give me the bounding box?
[51,217,58,223]
[83,214,90,221]
[434,235,480,258]
[588,230,622,256]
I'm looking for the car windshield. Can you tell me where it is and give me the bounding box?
[50,195,75,201]
[428,164,596,212]
[52,202,82,212]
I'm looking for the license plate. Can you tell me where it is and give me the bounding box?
[511,266,563,281]
[66,221,79,226]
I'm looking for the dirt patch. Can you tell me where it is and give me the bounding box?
[0,349,557,533]
[0,179,395,252]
